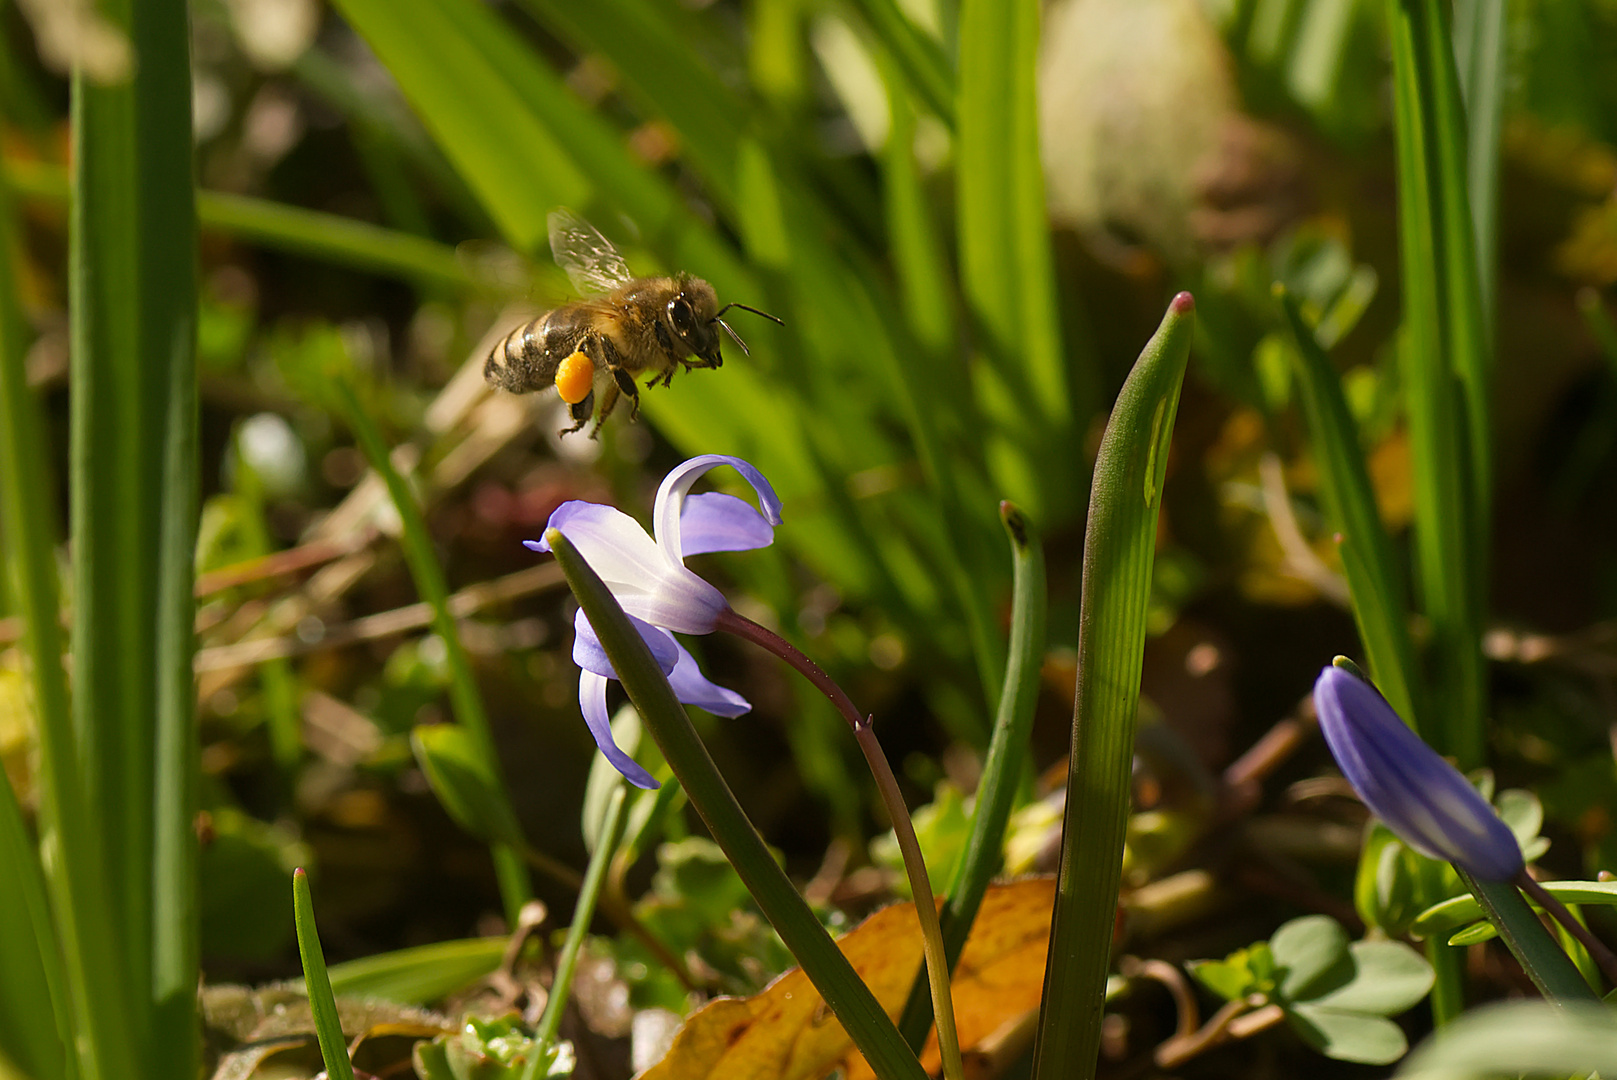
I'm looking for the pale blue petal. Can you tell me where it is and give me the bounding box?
[537,501,728,634]
[573,608,677,678]
[667,642,751,717]
[680,492,774,555]
[654,455,783,564]
[579,671,658,790]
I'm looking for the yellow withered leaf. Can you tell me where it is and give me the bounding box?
[639,877,1055,1080]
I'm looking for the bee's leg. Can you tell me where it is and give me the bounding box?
[612,366,642,420]
[560,389,594,437]
[589,382,620,439]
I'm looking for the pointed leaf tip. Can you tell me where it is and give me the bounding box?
[1170,291,1195,313]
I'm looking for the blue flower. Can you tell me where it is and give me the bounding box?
[1313,664,1524,882]
[529,455,783,788]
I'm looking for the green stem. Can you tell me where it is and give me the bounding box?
[550,531,928,1080]
[530,785,628,1066]
[714,608,966,1080]
[1460,870,1597,1001]
[1517,873,1617,990]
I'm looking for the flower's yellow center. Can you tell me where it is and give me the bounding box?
[556,350,594,404]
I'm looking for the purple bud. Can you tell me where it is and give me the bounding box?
[1314,664,1524,882]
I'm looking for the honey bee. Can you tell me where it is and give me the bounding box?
[484,209,782,437]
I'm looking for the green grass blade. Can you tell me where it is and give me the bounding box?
[1,159,488,292]
[957,0,1081,523]
[70,0,201,1071]
[548,529,929,1080]
[1279,288,1423,729]
[326,0,590,253]
[0,147,123,1080]
[1459,873,1595,1002]
[1032,294,1195,1080]
[515,0,745,210]
[324,938,509,1004]
[531,784,627,1061]
[1452,0,1507,322]
[1386,0,1486,766]
[897,501,1046,1047]
[0,771,68,1080]
[141,8,202,1076]
[331,377,532,924]
[848,0,956,124]
[291,869,358,1080]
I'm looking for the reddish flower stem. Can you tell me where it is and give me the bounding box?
[714,608,965,1080]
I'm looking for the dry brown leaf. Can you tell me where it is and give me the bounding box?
[639,877,1055,1080]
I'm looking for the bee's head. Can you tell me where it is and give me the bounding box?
[666,276,783,368]
[666,277,724,366]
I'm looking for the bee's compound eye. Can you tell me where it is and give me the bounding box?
[555,350,594,404]
[668,296,695,334]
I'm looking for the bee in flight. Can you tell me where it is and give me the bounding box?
[484,209,782,437]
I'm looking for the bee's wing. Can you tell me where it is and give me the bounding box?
[548,209,634,296]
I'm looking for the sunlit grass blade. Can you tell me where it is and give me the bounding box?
[1452,0,1506,322]
[292,869,358,1080]
[331,376,532,923]
[515,0,745,211]
[897,500,1046,1048]
[70,0,201,1071]
[1386,0,1487,767]
[4,158,485,292]
[848,0,956,125]
[548,529,929,1080]
[324,937,508,1004]
[1032,294,1195,1080]
[1278,287,1422,728]
[12,161,443,291]
[957,0,1082,524]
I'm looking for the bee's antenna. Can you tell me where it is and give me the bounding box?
[711,303,784,326]
[714,318,750,356]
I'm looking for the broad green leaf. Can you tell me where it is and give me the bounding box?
[1398,1001,1617,1078]
[1305,941,1434,1015]
[1033,295,1194,1077]
[1271,915,1351,1002]
[411,724,527,851]
[1286,1004,1409,1066]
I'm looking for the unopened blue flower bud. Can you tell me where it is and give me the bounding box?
[1313,663,1524,882]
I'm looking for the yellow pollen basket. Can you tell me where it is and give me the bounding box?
[555,350,594,404]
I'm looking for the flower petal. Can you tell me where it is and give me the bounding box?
[679,492,775,554]
[539,502,728,633]
[667,642,752,717]
[573,608,678,678]
[579,671,659,789]
[654,455,783,564]
[1314,665,1523,881]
